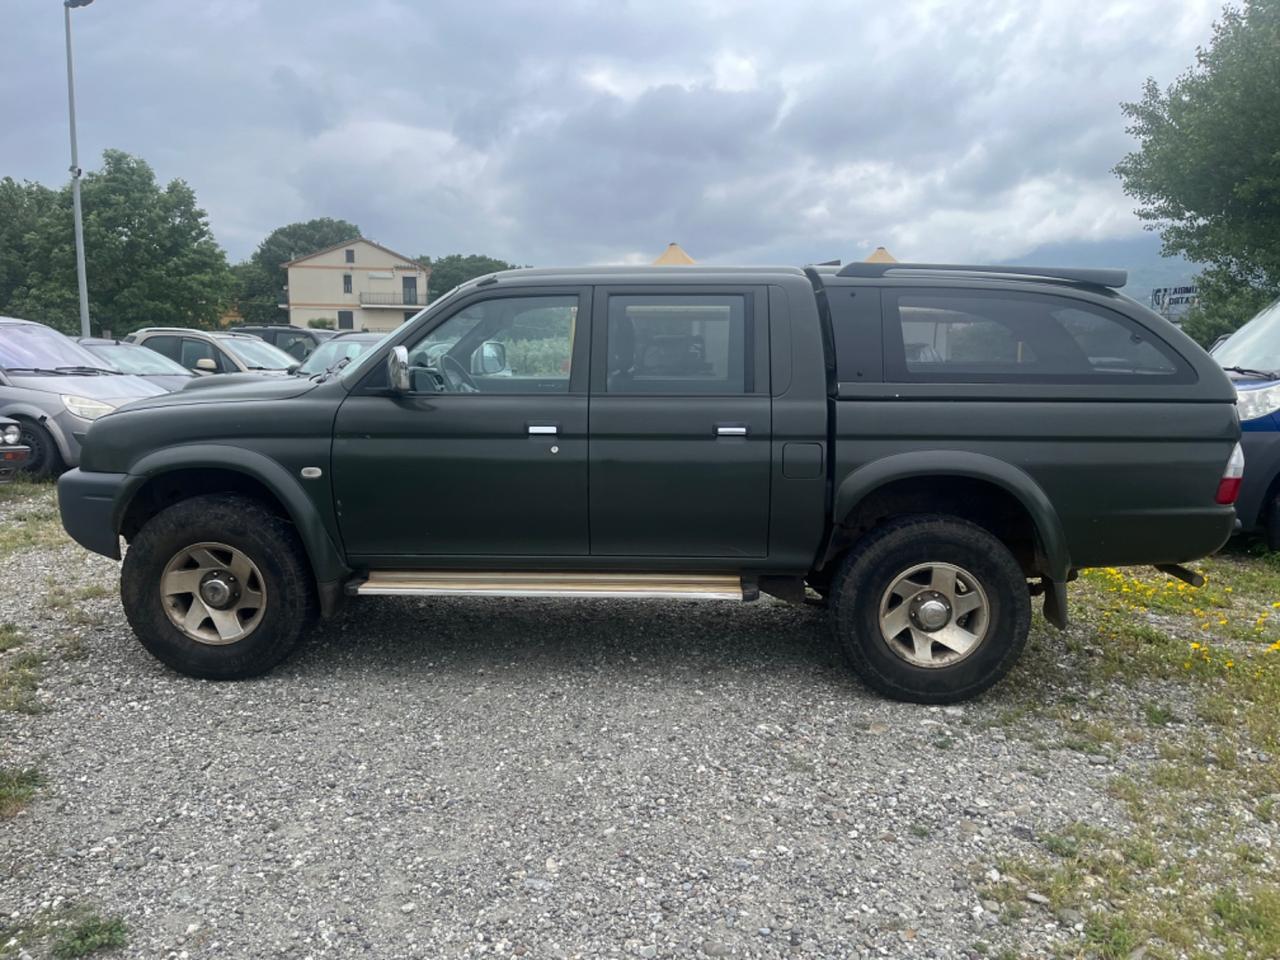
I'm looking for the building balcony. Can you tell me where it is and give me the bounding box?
[360,291,428,307]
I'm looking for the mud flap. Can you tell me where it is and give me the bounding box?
[1042,579,1068,629]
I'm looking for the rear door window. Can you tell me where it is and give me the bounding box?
[180,338,234,373]
[884,290,1190,383]
[604,293,749,394]
[144,335,182,363]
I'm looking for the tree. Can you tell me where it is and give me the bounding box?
[419,253,520,299]
[1115,0,1280,346]
[1,150,234,336]
[235,217,360,323]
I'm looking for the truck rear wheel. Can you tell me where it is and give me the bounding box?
[121,494,317,679]
[830,515,1030,703]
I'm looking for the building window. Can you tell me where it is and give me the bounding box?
[343,273,352,294]
[338,310,354,330]
[345,248,355,263]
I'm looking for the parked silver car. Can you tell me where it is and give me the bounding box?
[0,318,166,477]
[0,417,29,483]
[127,327,299,376]
[77,337,195,392]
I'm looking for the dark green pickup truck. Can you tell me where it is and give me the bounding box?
[57,262,1242,702]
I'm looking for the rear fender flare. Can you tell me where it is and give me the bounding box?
[832,450,1071,581]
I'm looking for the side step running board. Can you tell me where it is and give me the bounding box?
[354,571,754,601]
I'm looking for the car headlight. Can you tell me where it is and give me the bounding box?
[60,395,116,421]
[2,424,19,445]
[1235,383,1280,422]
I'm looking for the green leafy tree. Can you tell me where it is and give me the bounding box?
[236,217,361,323]
[419,253,520,299]
[1,151,234,335]
[0,177,57,312]
[1115,0,1280,347]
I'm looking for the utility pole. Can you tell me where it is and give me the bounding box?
[64,0,96,338]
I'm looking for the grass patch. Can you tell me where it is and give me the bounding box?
[0,766,43,818]
[0,623,22,652]
[975,557,1280,958]
[0,492,66,556]
[0,649,44,713]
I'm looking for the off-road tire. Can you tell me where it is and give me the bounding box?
[830,514,1030,703]
[16,418,61,479]
[121,494,317,679]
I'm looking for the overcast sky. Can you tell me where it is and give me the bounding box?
[1,0,1218,290]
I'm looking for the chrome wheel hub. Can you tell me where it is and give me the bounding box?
[161,542,266,645]
[878,562,989,668]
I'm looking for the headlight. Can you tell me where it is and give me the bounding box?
[60,395,116,421]
[2,424,19,445]
[1235,383,1280,422]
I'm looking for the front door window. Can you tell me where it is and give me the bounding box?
[406,295,577,394]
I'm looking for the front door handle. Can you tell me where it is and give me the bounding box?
[715,425,748,437]
[528,424,558,436]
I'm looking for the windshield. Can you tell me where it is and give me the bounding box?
[217,336,297,370]
[1214,299,1280,374]
[83,342,191,376]
[298,336,381,375]
[0,323,112,372]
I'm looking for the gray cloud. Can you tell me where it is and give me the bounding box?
[0,0,1219,276]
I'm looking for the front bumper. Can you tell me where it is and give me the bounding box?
[0,445,30,483]
[1236,428,1280,532]
[57,468,130,559]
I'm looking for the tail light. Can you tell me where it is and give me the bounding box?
[1216,442,1245,505]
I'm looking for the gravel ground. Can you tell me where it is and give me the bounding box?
[0,489,1187,959]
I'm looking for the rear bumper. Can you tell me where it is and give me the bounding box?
[1236,429,1280,532]
[0,445,30,483]
[57,468,129,559]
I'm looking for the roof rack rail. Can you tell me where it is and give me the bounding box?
[835,261,1127,289]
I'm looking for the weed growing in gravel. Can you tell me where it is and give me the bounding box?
[0,908,128,960]
[51,914,127,959]
[0,766,43,818]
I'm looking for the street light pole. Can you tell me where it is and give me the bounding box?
[64,0,95,339]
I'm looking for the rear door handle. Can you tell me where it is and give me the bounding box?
[528,424,558,436]
[715,425,748,437]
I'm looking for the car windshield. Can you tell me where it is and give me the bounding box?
[217,336,297,370]
[0,323,114,372]
[1214,299,1280,375]
[83,342,191,376]
[298,337,381,375]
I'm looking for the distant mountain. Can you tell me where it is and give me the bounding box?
[999,233,1198,309]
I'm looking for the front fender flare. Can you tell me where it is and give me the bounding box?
[121,444,348,583]
[832,450,1071,582]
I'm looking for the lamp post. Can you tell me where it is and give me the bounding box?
[64,0,95,339]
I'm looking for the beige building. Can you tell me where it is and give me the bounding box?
[281,238,431,333]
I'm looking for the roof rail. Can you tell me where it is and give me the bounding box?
[835,261,1127,289]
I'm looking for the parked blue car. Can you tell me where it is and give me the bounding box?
[1214,298,1280,548]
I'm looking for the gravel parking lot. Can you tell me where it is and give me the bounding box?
[3,483,1278,960]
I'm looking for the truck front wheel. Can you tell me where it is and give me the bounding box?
[831,515,1030,703]
[121,494,317,679]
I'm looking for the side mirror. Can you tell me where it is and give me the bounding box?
[472,340,507,375]
[388,345,411,392]
[194,358,217,373]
